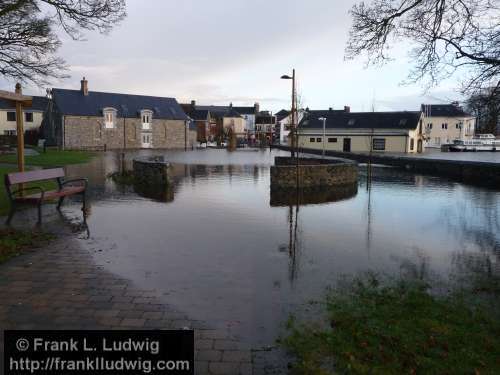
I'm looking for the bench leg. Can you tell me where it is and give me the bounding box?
[57,196,65,210]
[37,203,42,224]
[6,206,15,225]
[82,191,87,211]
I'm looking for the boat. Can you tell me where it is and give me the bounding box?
[449,134,500,152]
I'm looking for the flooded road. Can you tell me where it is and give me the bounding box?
[63,149,500,346]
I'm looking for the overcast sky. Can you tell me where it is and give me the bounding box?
[7,0,466,112]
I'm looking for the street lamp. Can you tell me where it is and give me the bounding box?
[281,69,296,158]
[318,117,327,158]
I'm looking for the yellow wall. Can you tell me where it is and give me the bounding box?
[0,109,43,134]
[296,130,422,154]
[222,117,246,135]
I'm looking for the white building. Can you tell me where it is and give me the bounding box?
[421,104,476,148]
[275,109,306,145]
[0,96,48,136]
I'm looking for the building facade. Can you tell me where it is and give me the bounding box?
[0,96,48,135]
[45,78,195,150]
[421,104,476,148]
[297,108,424,154]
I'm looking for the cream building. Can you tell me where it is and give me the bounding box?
[297,108,424,154]
[421,104,475,148]
[222,108,246,138]
[0,96,48,135]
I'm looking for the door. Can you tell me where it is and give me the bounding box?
[343,138,351,152]
[141,133,152,148]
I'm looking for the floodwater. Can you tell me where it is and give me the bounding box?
[63,149,500,346]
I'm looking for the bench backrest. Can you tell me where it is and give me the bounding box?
[5,168,65,186]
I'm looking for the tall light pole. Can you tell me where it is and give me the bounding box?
[281,69,296,158]
[319,117,327,158]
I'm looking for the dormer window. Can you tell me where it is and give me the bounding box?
[141,110,153,130]
[103,108,116,129]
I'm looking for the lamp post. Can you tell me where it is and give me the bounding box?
[281,69,296,158]
[319,117,327,158]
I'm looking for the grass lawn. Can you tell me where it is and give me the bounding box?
[280,275,500,374]
[0,228,54,264]
[0,147,94,167]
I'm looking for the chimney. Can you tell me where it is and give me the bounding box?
[344,105,350,113]
[329,107,333,111]
[190,100,196,107]
[15,83,22,95]
[254,102,260,114]
[80,77,88,96]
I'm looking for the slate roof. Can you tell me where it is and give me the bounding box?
[300,110,421,130]
[0,96,48,111]
[275,109,290,121]
[232,106,255,115]
[421,104,471,117]
[52,89,188,120]
[189,109,210,121]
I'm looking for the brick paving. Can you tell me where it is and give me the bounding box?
[0,209,289,374]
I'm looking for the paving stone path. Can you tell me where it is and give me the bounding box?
[0,209,288,375]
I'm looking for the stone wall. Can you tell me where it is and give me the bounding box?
[270,156,358,189]
[274,144,500,188]
[64,116,196,150]
[132,156,172,186]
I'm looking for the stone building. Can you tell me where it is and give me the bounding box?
[44,78,196,150]
[297,108,424,153]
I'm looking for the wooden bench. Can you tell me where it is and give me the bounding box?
[4,168,87,224]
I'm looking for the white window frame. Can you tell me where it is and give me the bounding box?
[103,107,117,129]
[141,110,153,130]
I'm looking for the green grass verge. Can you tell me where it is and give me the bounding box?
[0,166,57,216]
[0,229,54,264]
[0,147,94,167]
[280,275,500,374]
[0,148,94,216]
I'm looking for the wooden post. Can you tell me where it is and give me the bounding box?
[14,83,25,195]
[15,83,25,174]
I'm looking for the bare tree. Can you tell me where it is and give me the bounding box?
[0,0,126,85]
[346,0,500,101]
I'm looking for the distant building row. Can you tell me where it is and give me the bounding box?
[0,78,480,153]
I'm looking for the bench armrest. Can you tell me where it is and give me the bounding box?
[61,178,88,189]
[10,186,45,200]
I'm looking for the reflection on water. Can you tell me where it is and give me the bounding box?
[270,184,358,207]
[61,149,500,345]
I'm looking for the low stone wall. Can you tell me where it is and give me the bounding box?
[274,145,500,188]
[132,156,172,186]
[270,156,358,189]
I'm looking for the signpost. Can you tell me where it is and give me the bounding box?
[0,84,33,193]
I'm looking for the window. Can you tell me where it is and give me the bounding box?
[426,123,433,129]
[435,137,441,145]
[141,110,152,130]
[103,108,116,129]
[442,123,448,129]
[328,138,337,143]
[310,137,315,142]
[348,119,356,126]
[372,138,386,151]
[7,112,16,122]
[316,137,322,142]
[4,130,16,135]
[25,112,33,122]
[410,138,414,151]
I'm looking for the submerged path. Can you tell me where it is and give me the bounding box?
[0,208,287,375]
